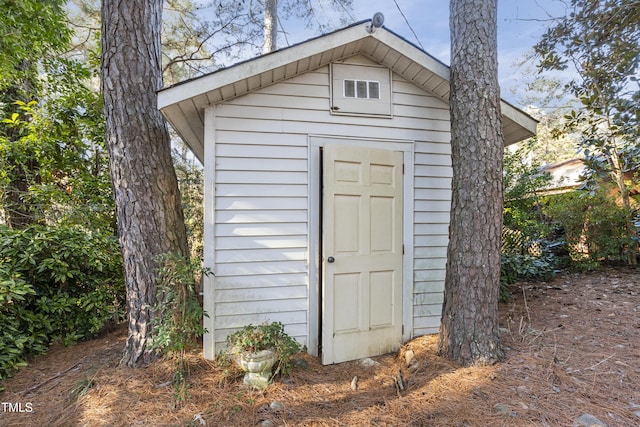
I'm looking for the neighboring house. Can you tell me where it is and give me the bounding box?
[158,20,537,364]
[540,158,640,197]
[539,158,586,195]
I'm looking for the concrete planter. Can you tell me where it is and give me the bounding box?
[236,348,277,389]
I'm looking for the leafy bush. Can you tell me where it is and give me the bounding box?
[0,268,44,382]
[151,253,208,356]
[500,253,558,301]
[543,188,636,267]
[0,224,124,380]
[503,141,553,249]
[150,253,208,404]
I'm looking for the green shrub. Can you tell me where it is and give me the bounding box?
[503,140,553,250]
[0,224,124,380]
[0,268,45,382]
[543,189,636,267]
[223,321,303,378]
[500,253,558,301]
[151,253,207,356]
[150,253,208,405]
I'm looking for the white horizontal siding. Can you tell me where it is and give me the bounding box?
[216,184,307,198]
[215,222,307,237]
[215,273,308,289]
[212,95,311,350]
[215,260,307,277]
[413,189,451,202]
[415,153,452,167]
[215,285,308,302]
[414,200,451,212]
[216,170,307,184]
[415,246,447,258]
[216,249,306,264]
[415,223,449,235]
[413,177,451,189]
[215,312,308,330]
[216,117,450,143]
[209,60,452,352]
[416,164,453,177]
[219,157,307,172]
[216,197,307,211]
[215,317,308,348]
[405,68,451,336]
[414,269,446,282]
[215,132,307,149]
[215,235,307,250]
[414,141,451,155]
[215,210,306,224]
[413,311,442,336]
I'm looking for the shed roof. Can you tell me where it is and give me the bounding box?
[158,21,538,162]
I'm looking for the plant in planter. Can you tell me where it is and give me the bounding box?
[224,321,302,388]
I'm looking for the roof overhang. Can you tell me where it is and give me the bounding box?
[158,22,537,163]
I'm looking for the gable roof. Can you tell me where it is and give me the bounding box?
[158,21,538,162]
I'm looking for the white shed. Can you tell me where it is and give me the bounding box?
[158,21,537,364]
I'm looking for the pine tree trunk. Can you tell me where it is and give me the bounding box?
[438,0,504,366]
[263,0,278,53]
[101,0,189,367]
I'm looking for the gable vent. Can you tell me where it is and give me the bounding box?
[344,79,380,99]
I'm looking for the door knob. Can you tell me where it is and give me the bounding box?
[327,256,335,263]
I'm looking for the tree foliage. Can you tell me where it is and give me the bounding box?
[544,188,637,268]
[0,0,112,230]
[503,139,553,240]
[0,0,121,381]
[161,0,353,81]
[67,0,353,84]
[0,0,71,92]
[0,224,124,381]
[173,142,204,259]
[534,0,640,264]
[0,92,112,230]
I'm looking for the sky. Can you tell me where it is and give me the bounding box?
[276,0,571,107]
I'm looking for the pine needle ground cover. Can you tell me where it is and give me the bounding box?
[1,268,638,426]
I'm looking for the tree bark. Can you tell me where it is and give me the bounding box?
[438,0,504,366]
[263,0,278,53]
[607,138,638,265]
[101,0,189,367]
[2,158,37,229]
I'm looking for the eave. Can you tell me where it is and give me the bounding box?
[158,22,537,163]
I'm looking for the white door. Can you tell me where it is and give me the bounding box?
[322,144,403,364]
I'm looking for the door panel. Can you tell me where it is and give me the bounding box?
[334,195,360,253]
[370,270,394,327]
[322,144,403,364]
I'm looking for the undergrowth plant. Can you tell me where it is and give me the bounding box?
[500,253,558,301]
[0,224,124,383]
[150,253,208,405]
[222,321,303,379]
[543,188,637,268]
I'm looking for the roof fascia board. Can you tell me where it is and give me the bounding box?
[501,101,538,136]
[158,23,371,110]
[158,22,537,146]
[372,29,536,138]
[372,29,450,81]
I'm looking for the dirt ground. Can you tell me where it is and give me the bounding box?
[1,267,639,427]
